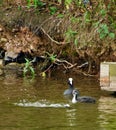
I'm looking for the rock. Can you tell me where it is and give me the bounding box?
[0,28,3,32]
[5,51,18,59]
[0,59,3,67]
[5,62,24,69]
[0,38,7,42]
[0,69,3,75]
[3,51,29,65]
[12,28,19,33]
[4,51,19,65]
[3,62,24,77]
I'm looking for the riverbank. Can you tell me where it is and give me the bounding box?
[0,1,115,77]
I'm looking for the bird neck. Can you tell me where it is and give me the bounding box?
[69,83,74,89]
[72,93,78,103]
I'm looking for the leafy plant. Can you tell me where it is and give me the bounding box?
[27,0,44,8]
[49,54,57,62]
[98,24,115,39]
[65,28,78,42]
[65,0,72,9]
[0,0,3,5]
[49,6,57,15]
[100,9,107,17]
[27,0,31,8]
[84,11,91,23]
[36,0,45,7]
[46,52,57,63]
[74,38,78,46]
[98,24,109,39]
[57,13,64,18]
[70,16,80,23]
[23,58,35,77]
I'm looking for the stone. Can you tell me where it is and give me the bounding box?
[0,59,3,67]
[0,28,3,32]
[5,51,18,59]
[0,38,7,42]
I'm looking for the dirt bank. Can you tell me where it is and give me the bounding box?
[0,1,115,76]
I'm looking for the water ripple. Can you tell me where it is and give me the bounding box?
[14,100,70,108]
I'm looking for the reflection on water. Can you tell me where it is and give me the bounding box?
[66,109,77,127]
[98,96,116,129]
[100,78,116,91]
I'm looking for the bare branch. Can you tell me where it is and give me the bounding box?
[40,27,64,45]
[37,55,88,73]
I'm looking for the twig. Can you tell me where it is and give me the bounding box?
[40,27,66,45]
[42,63,53,73]
[37,54,88,72]
[76,70,95,77]
[32,16,53,37]
[55,58,73,66]
[77,62,88,69]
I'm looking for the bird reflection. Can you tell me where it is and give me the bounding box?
[66,109,77,127]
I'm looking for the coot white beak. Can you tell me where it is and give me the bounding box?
[68,78,73,85]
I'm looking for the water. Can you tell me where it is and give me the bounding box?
[0,72,116,130]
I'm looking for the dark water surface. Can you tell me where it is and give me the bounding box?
[0,72,116,130]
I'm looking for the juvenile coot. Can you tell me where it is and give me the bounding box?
[72,90,96,103]
[63,78,79,96]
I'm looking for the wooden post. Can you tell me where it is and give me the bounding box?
[100,63,110,88]
[100,62,116,91]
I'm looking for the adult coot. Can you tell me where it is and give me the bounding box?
[63,78,79,96]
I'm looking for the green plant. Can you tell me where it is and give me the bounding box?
[23,58,35,77]
[65,0,72,9]
[46,52,57,63]
[95,5,115,39]
[27,0,31,7]
[70,16,80,23]
[74,38,78,47]
[57,13,64,18]
[27,0,44,8]
[49,6,57,15]
[84,11,91,23]
[100,8,107,17]
[98,24,115,39]
[65,28,77,42]
[49,54,57,62]
[0,0,3,5]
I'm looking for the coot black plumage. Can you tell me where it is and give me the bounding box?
[72,90,96,103]
[63,78,79,96]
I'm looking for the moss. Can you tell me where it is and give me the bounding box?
[110,64,116,77]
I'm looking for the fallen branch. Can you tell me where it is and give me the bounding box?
[38,54,88,72]
[77,62,88,69]
[75,69,95,77]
